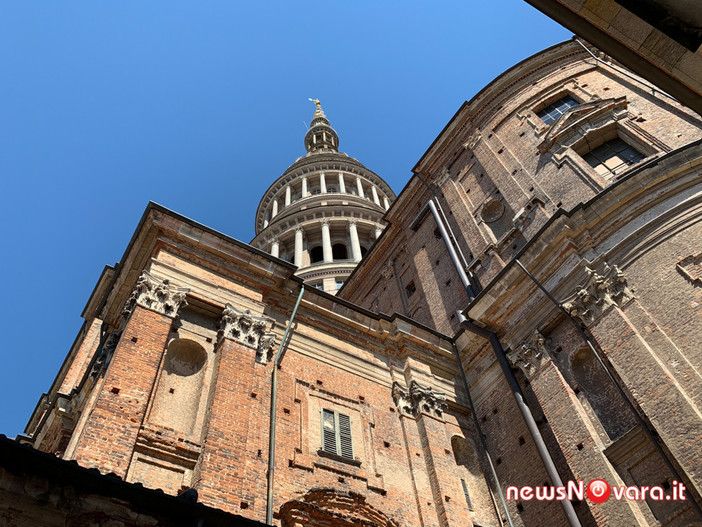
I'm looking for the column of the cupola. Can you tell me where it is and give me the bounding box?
[294,227,304,267]
[375,226,383,239]
[301,176,308,198]
[338,173,346,193]
[348,219,362,262]
[285,186,291,207]
[371,186,381,206]
[271,238,280,258]
[320,172,327,193]
[383,196,390,210]
[321,220,333,263]
[271,199,279,218]
[355,177,365,198]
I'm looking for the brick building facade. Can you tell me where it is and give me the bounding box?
[11,39,702,527]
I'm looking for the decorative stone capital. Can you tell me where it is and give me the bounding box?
[507,330,553,380]
[295,225,305,234]
[392,381,447,418]
[347,218,358,227]
[463,131,481,150]
[562,262,634,325]
[217,304,276,363]
[122,271,189,320]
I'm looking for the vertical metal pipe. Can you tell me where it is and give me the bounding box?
[451,340,514,527]
[266,285,305,525]
[458,314,582,527]
[428,199,475,300]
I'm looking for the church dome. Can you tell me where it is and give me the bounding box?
[251,101,395,294]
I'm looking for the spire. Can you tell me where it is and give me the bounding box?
[305,99,339,154]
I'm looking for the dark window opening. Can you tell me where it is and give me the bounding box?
[310,246,324,263]
[405,282,416,299]
[332,243,348,260]
[537,95,579,124]
[583,137,645,177]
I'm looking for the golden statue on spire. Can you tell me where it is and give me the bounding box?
[308,98,322,111]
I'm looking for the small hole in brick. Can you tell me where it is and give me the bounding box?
[316,380,323,386]
[466,188,471,193]
[257,449,262,457]
[384,441,390,448]
[338,477,345,483]
[497,148,503,154]
[574,387,580,394]
[479,173,484,178]
[445,279,451,287]
[496,457,502,465]
[577,443,584,451]
[481,415,487,422]
[519,132,525,137]
[369,422,375,428]
[390,407,396,412]
[288,459,293,467]
[519,436,525,446]
[359,395,365,401]
[416,452,421,457]
[556,345,563,352]
[111,387,120,395]
[487,134,493,139]
[131,337,138,343]
[450,313,456,320]
[517,503,524,513]
[556,201,562,208]
[445,448,451,455]
[206,337,212,343]
[240,502,248,509]
[603,87,610,91]
[529,187,534,192]
[444,495,451,502]
[662,481,671,490]
[283,408,290,414]
[435,260,440,265]
[493,408,498,414]
[251,392,257,398]
[535,152,540,156]
[169,388,175,394]
[512,244,517,250]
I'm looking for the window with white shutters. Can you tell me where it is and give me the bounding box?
[321,409,354,460]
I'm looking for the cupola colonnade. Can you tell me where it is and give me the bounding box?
[262,170,391,229]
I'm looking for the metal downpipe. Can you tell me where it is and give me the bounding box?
[458,313,582,527]
[266,285,305,525]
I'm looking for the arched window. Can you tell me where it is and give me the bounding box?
[332,243,348,260]
[310,246,324,263]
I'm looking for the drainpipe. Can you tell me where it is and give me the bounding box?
[266,285,305,525]
[428,199,475,300]
[515,259,702,516]
[458,312,582,527]
[451,340,514,527]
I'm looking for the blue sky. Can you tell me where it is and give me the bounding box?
[0,2,571,437]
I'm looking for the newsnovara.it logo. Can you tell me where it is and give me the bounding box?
[506,480,687,503]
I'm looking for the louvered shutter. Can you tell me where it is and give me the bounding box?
[338,412,354,459]
[461,479,473,509]
[322,409,337,455]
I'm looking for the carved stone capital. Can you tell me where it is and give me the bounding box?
[347,218,358,226]
[392,381,447,418]
[463,130,481,151]
[507,330,553,380]
[122,271,189,320]
[562,262,634,325]
[217,304,276,363]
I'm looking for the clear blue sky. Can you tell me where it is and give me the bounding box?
[0,2,571,438]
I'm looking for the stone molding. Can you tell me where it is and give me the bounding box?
[91,329,122,377]
[677,253,702,285]
[562,262,634,325]
[216,304,276,363]
[392,381,447,418]
[122,271,189,320]
[507,330,553,380]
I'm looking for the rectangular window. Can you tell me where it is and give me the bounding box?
[537,95,579,125]
[405,281,416,299]
[322,409,354,460]
[461,479,474,510]
[582,137,645,177]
